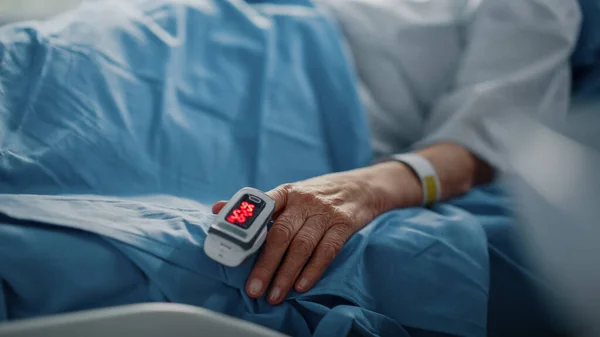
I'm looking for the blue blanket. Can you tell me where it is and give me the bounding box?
[0,0,370,199]
[0,1,553,336]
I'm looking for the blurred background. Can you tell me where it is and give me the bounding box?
[501,102,600,337]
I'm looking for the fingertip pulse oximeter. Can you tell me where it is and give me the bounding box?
[204,187,275,267]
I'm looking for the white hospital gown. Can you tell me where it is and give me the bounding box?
[319,0,581,170]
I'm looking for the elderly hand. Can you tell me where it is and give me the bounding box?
[212,161,423,304]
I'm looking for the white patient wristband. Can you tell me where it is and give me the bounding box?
[390,153,441,205]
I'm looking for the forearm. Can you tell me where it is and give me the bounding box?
[365,142,494,212]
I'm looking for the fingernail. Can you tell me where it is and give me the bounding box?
[297,278,309,291]
[269,287,281,302]
[248,279,263,295]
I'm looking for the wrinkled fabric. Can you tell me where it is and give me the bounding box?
[0,189,494,337]
[0,0,371,201]
[318,0,580,170]
[0,1,492,336]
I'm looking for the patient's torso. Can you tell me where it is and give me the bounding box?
[318,0,482,157]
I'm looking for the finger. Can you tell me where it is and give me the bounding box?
[211,201,227,214]
[294,225,351,293]
[266,215,328,304]
[245,206,304,299]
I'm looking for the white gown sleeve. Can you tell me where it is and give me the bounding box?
[413,0,581,172]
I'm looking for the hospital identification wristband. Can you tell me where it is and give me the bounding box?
[390,153,441,205]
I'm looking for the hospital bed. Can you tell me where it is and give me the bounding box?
[0,303,287,337]
[2,115,598,337]
[0,0,598,336]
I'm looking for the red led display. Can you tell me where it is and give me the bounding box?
[225,194,265,229]
[227,201,256,225]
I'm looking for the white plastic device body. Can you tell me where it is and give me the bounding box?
[204,187,274,267]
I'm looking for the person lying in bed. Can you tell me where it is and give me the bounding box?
[0,0,581,336]
[212,0,580,305]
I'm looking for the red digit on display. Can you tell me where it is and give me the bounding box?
[231,210,240,223]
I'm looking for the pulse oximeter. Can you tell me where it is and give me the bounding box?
[204,187,275,267]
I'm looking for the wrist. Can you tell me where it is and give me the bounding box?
[416,142,494,199]
[364,161,423,212]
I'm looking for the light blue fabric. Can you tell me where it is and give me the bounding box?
[0,1,491,336]
[0,0,370,201]
[0,190,494,337]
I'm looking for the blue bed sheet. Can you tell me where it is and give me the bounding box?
[0,190,493,337]
[0,0,558,336]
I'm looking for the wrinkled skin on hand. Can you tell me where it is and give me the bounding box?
[212,162,420,305]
